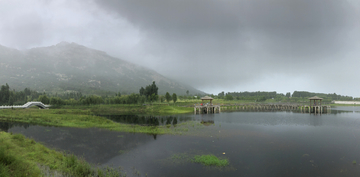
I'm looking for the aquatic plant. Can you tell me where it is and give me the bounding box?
[192,154,229,167]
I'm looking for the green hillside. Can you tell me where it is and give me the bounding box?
[0,42,205,95]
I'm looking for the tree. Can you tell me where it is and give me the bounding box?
[286,92,291,98]
[165,92,171,103]
[0,83,10,104]
[160,96,165,102]
[8,95,14,105]
[146,93,158,103]
[218,91,225,99]
[224,94,233,100]
[139,87,145,96]
[38,95,50,104]
[138,95,146,105]
[257,96,266,102]
[186,90,189,95]
[172,93,177,103]
[140,81,158,99]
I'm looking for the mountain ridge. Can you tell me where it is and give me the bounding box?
[0,42,205,95]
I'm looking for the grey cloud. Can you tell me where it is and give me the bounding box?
[1,12,44,49]
[95,0,355,59]
[1,0,360,96]
[92,0,360,95]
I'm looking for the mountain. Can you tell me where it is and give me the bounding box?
[0,42,205,95]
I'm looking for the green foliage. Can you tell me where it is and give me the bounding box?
[218,91,225,99]
[81,95,103,105]
[192,155,229,167]
[165,92,171,103]
[149,93,159,103]
[50,97,65,105]
[172,93,177,103]
[226,91,280,100]
[257,96,267,102]
[286,92,291,97]
[38,95,50,104]
[292,91,354,101]
[159,95,165,102]
[0,84,42,106]
[224,94,233,100]
[140,81,158,98]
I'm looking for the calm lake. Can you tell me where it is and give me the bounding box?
[2,106,360,177]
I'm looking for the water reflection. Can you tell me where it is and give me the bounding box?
[212,111,360,128]
[5,123,157,165]
[0,121,31,132]
[3,107,360,177]
[100,115,191,126]
[309,116,323,126]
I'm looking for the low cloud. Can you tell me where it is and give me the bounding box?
[1,0,360,96]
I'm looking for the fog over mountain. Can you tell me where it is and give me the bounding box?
[0,42,204,95]
[1,0,360,96]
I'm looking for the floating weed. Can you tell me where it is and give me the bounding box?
[118,150,128,154]
[192,154,229,167]
[353,160,357,164]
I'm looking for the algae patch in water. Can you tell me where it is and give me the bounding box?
[192,154,229,167]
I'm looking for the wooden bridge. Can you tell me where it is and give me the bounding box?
[194,96,330,114]
[0,102,50,109]
[219,104,330,114]
[194,103,331,114]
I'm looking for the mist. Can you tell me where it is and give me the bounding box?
[1,0,359,96]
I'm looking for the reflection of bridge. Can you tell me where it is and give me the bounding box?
[0,102,50,109]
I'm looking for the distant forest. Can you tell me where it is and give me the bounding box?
[0,82,181,106]
[0,82,358,106]
[220,91,358,102]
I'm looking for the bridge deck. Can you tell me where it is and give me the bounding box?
[0,102,50,109]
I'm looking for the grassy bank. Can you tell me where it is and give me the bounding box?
[0,132,124,177]
[0,105,201,135]
[87,104,193,115]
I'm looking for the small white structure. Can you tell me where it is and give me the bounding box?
[0,102,50,109]
[332,101,360,105]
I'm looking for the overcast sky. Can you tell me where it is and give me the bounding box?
[1,0,360,96]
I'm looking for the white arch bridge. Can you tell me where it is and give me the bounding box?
[0,102,50,109]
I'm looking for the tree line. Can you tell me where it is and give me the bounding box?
[218,91,358,102]
[0,84,42,105]
[0,82,180,106]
